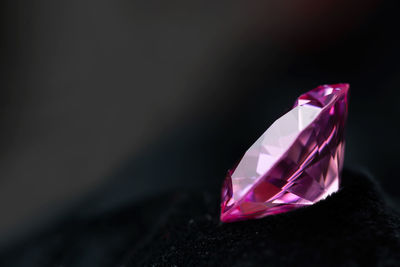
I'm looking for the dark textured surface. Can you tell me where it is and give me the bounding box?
[0,169,399,266]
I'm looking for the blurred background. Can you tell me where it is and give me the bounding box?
[1,0,399,250]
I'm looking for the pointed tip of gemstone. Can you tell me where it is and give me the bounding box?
[221,83,349,223]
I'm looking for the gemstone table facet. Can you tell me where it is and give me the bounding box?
[221,84,349,223]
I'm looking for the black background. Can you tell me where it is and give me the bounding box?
[1,0,400,265]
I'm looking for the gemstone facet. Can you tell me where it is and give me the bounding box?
[221,84,349,223]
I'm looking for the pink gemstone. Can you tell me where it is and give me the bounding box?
[221,84,349,223]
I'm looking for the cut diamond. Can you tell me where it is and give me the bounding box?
[221,84,349,222]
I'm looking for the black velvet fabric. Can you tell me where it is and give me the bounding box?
[1,169,399,267]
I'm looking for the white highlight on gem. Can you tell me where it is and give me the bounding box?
[231,104,322,201]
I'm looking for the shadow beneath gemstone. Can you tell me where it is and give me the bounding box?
[130,169,400,266]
